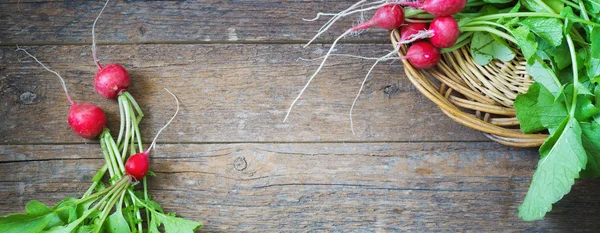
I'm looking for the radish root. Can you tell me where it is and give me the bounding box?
[349,48,402,134]
[399,29,435,45]
[16,46,75,105]
[146,88,180,153]
[92,0,111,70]
[284,29,353,122]
[304,0,390,47]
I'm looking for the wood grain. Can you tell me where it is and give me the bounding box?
[0,44,487,143]
[0,0,389,44]
[1,143,598,232]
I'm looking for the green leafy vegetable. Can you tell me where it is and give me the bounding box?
[458,0,600,221]
[520,18,564,47]
[470,32,516,65]
[519,117,586,221]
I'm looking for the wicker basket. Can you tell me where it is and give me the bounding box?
[390,29,548,147]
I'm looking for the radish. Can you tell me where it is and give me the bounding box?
[398,22,433,44]
[125,89,179,180]
[91,0,131,100]
[428,16,460,48]
[396,0,467,17]
[350,5,405,31]
[285,4,405,122]
[17,47,107,139]
[404,41,441,69]
[397,17,459,48]
[94,63,130,99]
[68,103,108,139]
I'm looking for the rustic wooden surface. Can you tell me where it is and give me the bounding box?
[1,1,599,232]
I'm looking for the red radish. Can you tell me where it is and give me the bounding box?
[405,41,440,69]
[400,22,428,42]
[428,16,460,48]
[285,5,405,122]
[68,103,107,139]
[396,0,467,17]
[94,63,130,99]
[125,151,149,180]
[125,88,179,180]
[396,22,435,45]
[91,0,131,100]
[351,5,405,31]
[17,47,107,139]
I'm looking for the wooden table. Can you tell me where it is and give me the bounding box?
[1,1,598,232]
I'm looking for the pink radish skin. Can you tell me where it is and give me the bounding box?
[397,0,467,17]
[405,41,440,69]
[68,103,107,139]
[94,63,130,99]
[352,5,404,31]
[125,151,149,180]
[428,16,460,48]
[400,22,428,42]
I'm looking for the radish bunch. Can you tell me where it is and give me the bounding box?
[286,0,467,133]
[10,1,202,231]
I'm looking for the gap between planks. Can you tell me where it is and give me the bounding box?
[0,39,389,47]
[0,140,496,146]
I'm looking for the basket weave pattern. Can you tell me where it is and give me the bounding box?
[391,29,548,147]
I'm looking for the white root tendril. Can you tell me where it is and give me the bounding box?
[147,88,180,153]
[304,0,389,48]
[92,0,111,70]
[350,46,402,135]
[284,29,353,122]
[16,45,75,105]
[399,29,435,45]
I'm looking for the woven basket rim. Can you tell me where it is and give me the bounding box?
[390,29,548,147]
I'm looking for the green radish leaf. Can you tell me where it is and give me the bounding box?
[560,7,577,33]
[575,96,600,121]
[587,55,600,82]
[526,59,562,98]
[519,117,587,221]
[151,211,202,233]
[106,209,130,233]
[545,42,571,70]
[585,0,600,14]
[53,198,78,224]
[580,122,600,178]
[515,83,545,133]
[146,200,163,213]
[470,32,515,65]
[515,83,567,134]
[483,0,513,3]
[512,26,538,63]
[520,18,564,47]
[591,27,600,58]
[74,225,95,233]
[45,209,99,233]
[537,84,568,132]
[0,200,57,233]
[521,0,564,13]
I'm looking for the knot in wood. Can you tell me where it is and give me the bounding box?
[233,156,247,171]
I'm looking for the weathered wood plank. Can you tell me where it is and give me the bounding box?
[1,143,598,231]
[0,44,487,143]
[0,0,388,44]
